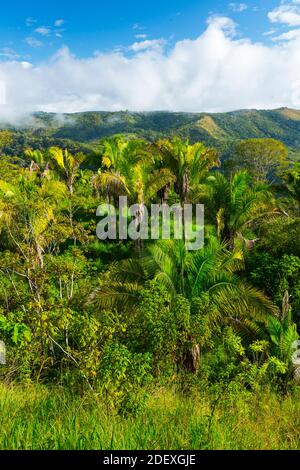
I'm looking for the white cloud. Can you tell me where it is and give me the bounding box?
[0,80,5,105]
[268,3,300,26]
[35,27,52,36]
[272,28,300,41]
[20,61,32,69]
[54,19,64,27]
[0,48,21,60]
[229,3,248,13]
[207,16,236,34]
[26,17,37,27]
[27,24,65,44]
[129,39,166,52]
[263,29,277,37]
[25,37,43,48]
[135,34,147,39]
[1,16,300,122]
[133,23,145,31]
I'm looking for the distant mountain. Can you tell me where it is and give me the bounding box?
[2,108,300,160]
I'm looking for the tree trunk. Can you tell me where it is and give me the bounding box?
[182,169,190,205]
[36,242,44,269]
[183,338,200,373]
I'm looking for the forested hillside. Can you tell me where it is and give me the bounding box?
[1,108,300,160]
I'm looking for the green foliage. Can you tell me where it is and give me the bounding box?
[282,162,300,211]
[202,327,245,382]
[99,342,152,415]
[0,131,299,439]
[257,216,300,257]
[0,313,32,346]
[227,138,289,181]
[249,252,300,314]
[0,130,14,154]
[267,310,299,365]
[193,170,276,247]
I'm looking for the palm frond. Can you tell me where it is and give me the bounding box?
[92,171,130,196]
[88,281,141,311]
[210,282,278,323]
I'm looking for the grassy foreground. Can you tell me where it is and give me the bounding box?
[0,384,300,450]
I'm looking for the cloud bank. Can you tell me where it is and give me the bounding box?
[268,1,300,26]
[1,15,300,123]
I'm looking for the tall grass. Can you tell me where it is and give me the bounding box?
[0,383,299,450]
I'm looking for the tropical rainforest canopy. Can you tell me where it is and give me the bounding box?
[0,128,299,449]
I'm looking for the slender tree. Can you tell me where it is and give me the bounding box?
[156,137,220,205]
[48,147,81,194]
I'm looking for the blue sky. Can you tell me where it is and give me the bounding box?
[0,1,300,118]
[0,0,288,62]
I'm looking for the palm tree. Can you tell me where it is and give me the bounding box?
[155,137,220,205]
[90,237,276,324]
[89,237,276,371]
[93,138,175,249]
[193,171,277,249]
[48,147,81,194]
[0,175,67,307]
[25,149,50,179]
[99,135,131,169]
[92,137,147,202]
[0,176,66,270]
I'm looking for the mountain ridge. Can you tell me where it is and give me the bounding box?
[1,107,300,159]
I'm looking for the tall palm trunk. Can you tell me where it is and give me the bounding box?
[134,191,145,253]
[182,168,190,245]
[182,168,190,205]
